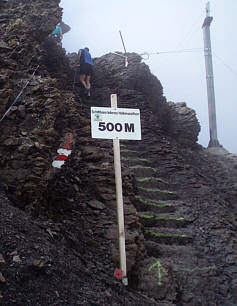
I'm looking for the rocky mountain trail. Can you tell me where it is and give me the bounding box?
[0,189,162,306]
[0,0,237,305]
[118,140,237,305]
[83,52,237,305]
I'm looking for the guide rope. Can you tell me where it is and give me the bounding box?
[213,51,237,78]
[140,48,202,60]
[176,13,203,49]
[0,65,39,123]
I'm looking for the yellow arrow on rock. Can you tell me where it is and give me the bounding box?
[149,260,167,286]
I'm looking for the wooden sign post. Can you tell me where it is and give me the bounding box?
[111,94,128,286]
[91,94,141,286]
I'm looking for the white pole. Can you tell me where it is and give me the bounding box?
[110,94,128,286]
[202,2,220,147]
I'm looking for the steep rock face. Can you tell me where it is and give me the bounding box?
[92,53,201,144]
[69,51,201,146]
[87,54,237,305]
[0,0,145,295]
[0,0,61,113]
[0,0,68,206]
[91,53,170,129]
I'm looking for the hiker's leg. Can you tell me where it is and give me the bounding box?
[79,74,87,88]
[85,75,91,89]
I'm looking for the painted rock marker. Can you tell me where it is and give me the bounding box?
[149,260,167,286]
[114,268,123,280]
[52,135,73,169]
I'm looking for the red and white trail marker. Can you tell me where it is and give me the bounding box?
[52,135,73,169]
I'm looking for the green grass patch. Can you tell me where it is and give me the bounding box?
[136,177,168,184]
[138,186,174,194]
[145,229,187,238]
[135,195,171,207]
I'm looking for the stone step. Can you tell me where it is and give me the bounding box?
[138,212,189,228]
[135,177,169,189]
[134,197,194,222]
[144,227,193,245]
[144,241,195,259]
[143,242,216,277]
[120,142,148,151]
[120,148,140,154]
[134,196,176,213]
[128,165,158,177]
[135,176,168,185]
[137,186,178,200]
[121,156,151,163]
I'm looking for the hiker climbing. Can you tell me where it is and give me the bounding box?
[51,23,63,46]
[76,47,93,97]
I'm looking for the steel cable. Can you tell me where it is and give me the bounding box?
[0,65,39,123]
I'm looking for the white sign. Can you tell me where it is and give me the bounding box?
[91,107,141,140]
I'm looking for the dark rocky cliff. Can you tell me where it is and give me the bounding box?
[0,1,237,305]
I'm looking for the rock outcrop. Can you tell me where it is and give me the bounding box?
[167,101,200,146]
[0,0,61,113]
[0,0,71,208]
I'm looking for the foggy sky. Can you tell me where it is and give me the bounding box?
[60,0,237,153]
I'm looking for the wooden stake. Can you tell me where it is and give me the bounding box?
[111,94,128,286]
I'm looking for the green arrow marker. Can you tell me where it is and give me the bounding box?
[149,260,167,286]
